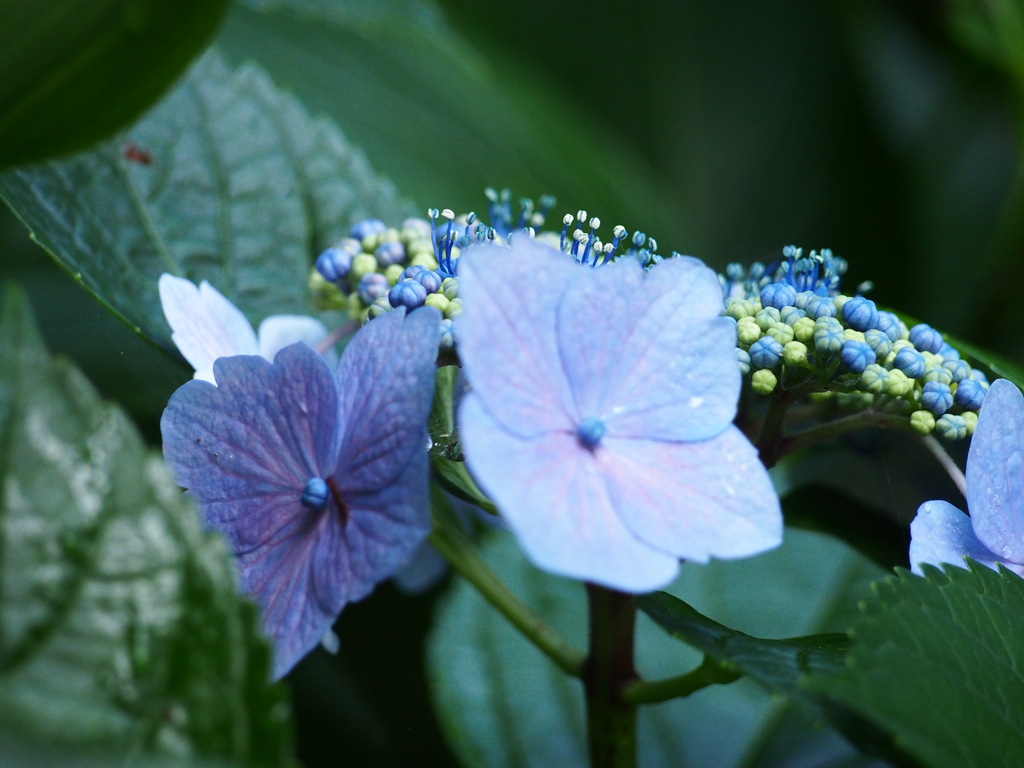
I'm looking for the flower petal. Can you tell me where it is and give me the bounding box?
[599,426,782,562]
[555,256,739,440]
[257,314,332,361]
[966,378,1024,562]
[158,274,258,383]
[161,344,340,520]
[909,500,1021,576]
[459,393,680,591]
[456,240,578,437]
[333,306,439,493]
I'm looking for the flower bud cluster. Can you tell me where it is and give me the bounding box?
[309,191,674,352]
[726,276,989,440]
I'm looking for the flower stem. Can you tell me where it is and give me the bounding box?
[775,410,910,460]
[755,380,824,468]
[582,584,638,768]
[427,508,586,677]
[920,434,967,499]
[622,655,741,704]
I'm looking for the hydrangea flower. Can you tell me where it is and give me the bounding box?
[161,307,440,678]
[910,378,1024,577]
[456,238,783,591]
[159,273,332,384]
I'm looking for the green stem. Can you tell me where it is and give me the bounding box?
[427,511,586,677]
[755,380,825,468]
[774,410,911,461]
[622,656,741,705]
[582,584,638,768]
[920,434,967,498]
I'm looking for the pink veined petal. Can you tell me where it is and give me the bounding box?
[258,315,332,362]
[459,393,680,591]
[555,255,739,441]
[456,240,579,438]
[596,427,782,563]
[909,500,1023,577]
[333,307,439,493]
[158,274,258,383]
[966,379,1024,562]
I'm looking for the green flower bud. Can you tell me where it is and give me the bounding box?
[783,341,808,366]
[755,307,781,332]
[767,323,795,345]
[842,328,865,343]
[425,293,450,313]
[751,369,778,395]
[367,295,393,319]
[737,317,762,346]
[410,252,439,270]
[860,364,889,395]
[910,410,936,435]
[444,297,463,319]
[442,277,459,301]
[886,368,913,397]
[350,253,379,282]
[384,263,405,285]
[962,410,978,436]
[792,316,816,344]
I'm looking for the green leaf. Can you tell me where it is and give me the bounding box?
[0,285,293,765]
[636,591,850,714]
[0,48,413,349]
[428,528,886,767]
[0,0,230,168]
[805,562,1024,768]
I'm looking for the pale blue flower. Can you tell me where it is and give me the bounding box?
[910,378,1024,577]
[159,273,332,384]
[456,238,782,592]
[161,307,440,678]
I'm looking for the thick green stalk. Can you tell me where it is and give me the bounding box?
[582,584,638,768]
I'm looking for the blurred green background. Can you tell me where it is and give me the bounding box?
[2,1,1021,765]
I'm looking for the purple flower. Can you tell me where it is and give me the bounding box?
[161,307,440,678]
[456,238,782,592]
[910,378,1024,577]
[159,274,332,384]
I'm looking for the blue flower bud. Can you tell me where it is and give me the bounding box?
[388,279,428,309]
[316,246,354,283]
[938,342,960,360]
[909,323,943,353]
[749,336,784,369]
[875,311,902,342]
[350,218,387,241]
[921,381,953,416]
[892,347,926,379]
[737,348,751,375]
[934,413,967,441]
[813,317,845,355]
[414,269,443,294]
[954,378,986,410]
[970,368,989,385]
[942,358,971,383]
[438,317,455,351]
[780,305,806,326]
[841,296,879,332]
[402,264,427,280]
[804,294,837,320]
[840,340,874,373]
[375,240,406,267]
[301,477,329,510]
[357,272,390,305]
[793,290,816,310]
[760,282,797,310]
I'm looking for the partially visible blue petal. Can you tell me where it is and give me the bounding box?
[456,241,578,438]
[555,255,739,441]
[966,378,1024,562]
[333,306,439,493]
[600,426,782,562]
[158,274,259,383]
[909,500,1022,576]
[459,393,680,591]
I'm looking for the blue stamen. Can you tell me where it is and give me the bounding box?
[576,415,607,450]
[301,477,329,510]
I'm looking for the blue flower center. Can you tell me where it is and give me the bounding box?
[576,416,607,450]
[300,477,329,510]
